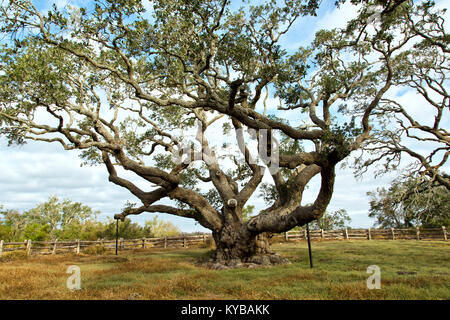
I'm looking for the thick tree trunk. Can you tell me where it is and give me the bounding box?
[207,222,289,269]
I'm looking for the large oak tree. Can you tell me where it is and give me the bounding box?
[0,0,446,265]
[355,1,450,191]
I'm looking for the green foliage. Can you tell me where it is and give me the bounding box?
[98,216,181,240]
[291,208,352,231]
[0,198,182,241]
[144,215,181,238]
[0,223,13,240]
[320,122,362,160]
[310,209,352,230]
[101,218,144,239]
[202,189,222,211]
[0,207,27,240]
[259,182,279,206]
[55,220,106,241]
[242,205,255,221]
[368,178,450,228]
[22,223,51,241]
[79,147,103,167]
[23,196,99,238]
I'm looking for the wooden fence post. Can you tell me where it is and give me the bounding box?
[304,229,307,240]
[76,239,80,254]
[183,236,186,248]
[119,238,123,250]
[416,227,420,241]
[368,228,371,240]
[344,228,348,240]
[142,238,146,249]
[164,236,167,249]
[26,239,32,255]
[321,229,324,239]
[391,228,395,240]
[443,226,447,241]
[52,239,58,254]
[0,240,3,257]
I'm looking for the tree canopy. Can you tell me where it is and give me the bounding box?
[310,209,352,230]
[368,178,450,228]
[355,1,449,191]
[0,0,448,262]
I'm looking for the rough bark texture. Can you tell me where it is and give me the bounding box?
[205,222,290,269]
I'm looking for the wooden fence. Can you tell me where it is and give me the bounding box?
[0,226,447,257]
[276,226,448,242]
[0,234,210,257]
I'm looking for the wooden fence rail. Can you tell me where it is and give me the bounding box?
[0,234,211,256]
[0,227,447,257]
[278,226,448,242]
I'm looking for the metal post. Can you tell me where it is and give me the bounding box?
[115,218,119,256]
[306,223,313,268]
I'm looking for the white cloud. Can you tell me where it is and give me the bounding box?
[280,2,361,51]
[315,2,361,31]
[0,139,209,232]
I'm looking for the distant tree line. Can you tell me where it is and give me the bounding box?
[0,196,181,242]
[368,178,450,229]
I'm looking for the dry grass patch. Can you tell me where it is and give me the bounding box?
[0,265,66,299]
[327,282,385,299]
[0,241,448,299]
[114,258,196,274]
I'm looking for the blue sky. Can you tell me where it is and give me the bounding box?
[0,0,448,232]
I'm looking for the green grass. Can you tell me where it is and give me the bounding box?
[0,240,448,299]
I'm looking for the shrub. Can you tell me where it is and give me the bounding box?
[83,245,106,255]
[0,250,28,262]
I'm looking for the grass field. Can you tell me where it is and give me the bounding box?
[0,240,449,300]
